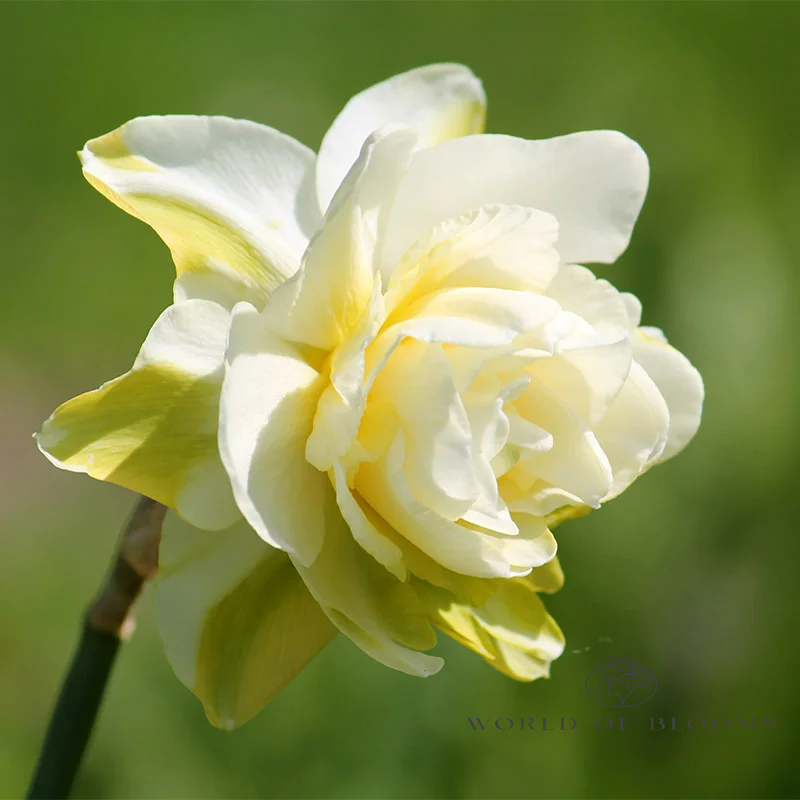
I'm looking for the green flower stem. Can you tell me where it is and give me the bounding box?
[27,497,166,800]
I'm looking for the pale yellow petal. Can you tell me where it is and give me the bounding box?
[632,328,704,461]
[155,513,335,729]
[291,508,442,677]
[513,380,613,507]
[418,575,565,681]
[37,301,239,530]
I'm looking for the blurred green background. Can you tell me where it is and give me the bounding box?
[2,2,798,798]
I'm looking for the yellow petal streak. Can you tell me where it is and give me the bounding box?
[83,169,282,304]
[81,121,314,307]
[426,99,486,145]
[39,365,218,515]
[86,128,159,172]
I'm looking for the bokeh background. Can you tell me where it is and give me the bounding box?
[2,3,798,798]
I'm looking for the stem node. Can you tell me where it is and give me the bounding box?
[27,496,166,800]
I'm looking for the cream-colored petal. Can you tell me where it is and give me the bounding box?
[218,302,329,566]
[306,287,558,477]
[290,508,442,677]
[513,380,613,506]
[383,204,559,299]
[155,513,335,730]
[461,461,517,535]
[305,283,387,473]
[265,127,417,350]
[383,130,649,270]
[81,116,319,308]
[460,385,521,535]
[529,336,633,427]
[444,342,552,397]
[595,361,670,499]
[505,411,554,457]
[489,406,555,484]
[504,478,586,519]
[545,263,632,337]
[373,339,478,521]
[395,287,562,342]
[331,460,406,581]
[37,300,239,530]
[356,435,556,578]
[307,313,533,479]
[317,63,485,212]
[632,329,704,461]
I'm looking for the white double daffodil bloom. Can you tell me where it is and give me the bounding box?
[37,64,703,728]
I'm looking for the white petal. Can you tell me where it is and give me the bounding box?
[460,473,518,536]
[133,299,230,373]
[81,116,320,307]
[465,393,510,464]
[632,329,704,461]
[306,201,559,476]
[443,343,550,396]
[316,64,485,212]
[383,131,649,270]
[264,126,417,350]
[218,302,329,566]
[621,292,643,329]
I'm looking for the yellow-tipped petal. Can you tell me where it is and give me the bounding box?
[316,63,485,212]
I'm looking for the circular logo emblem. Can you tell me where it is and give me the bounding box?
[585,655,657,707]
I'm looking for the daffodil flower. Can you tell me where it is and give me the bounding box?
[37,64,703,729]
